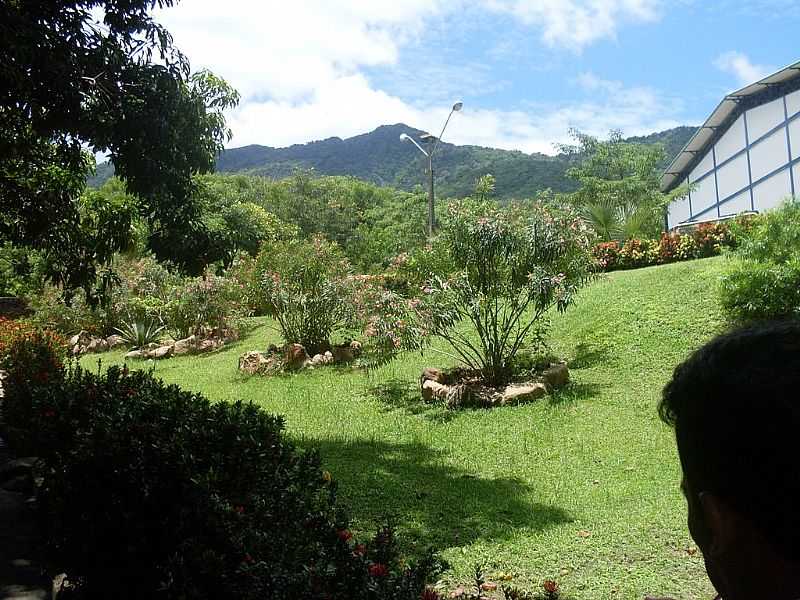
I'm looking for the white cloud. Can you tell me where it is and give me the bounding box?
[484,0,660,51]
[714,51,776,87]
[152,1,680,155]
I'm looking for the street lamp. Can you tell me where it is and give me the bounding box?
[400,101,463,237]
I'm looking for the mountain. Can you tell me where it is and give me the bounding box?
[90,124,696,199]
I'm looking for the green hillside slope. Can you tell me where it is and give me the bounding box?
[86,256,727,599]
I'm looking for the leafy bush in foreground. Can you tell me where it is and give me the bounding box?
[2,362,441,599]
[720,201,800,321]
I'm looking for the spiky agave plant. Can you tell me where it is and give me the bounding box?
[115,319,165,350]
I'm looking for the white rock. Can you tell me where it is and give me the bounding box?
[502,383,547,404]
[124,350,143,359]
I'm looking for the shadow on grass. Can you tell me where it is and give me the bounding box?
[568,341,611,370]
[368,378,459,423]
[548,381,606,405]
[299,436,573,554]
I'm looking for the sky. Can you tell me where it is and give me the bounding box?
[153,0,800,156]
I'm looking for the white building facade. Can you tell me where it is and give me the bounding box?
[663,61,800,229]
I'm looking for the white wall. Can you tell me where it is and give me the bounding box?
[667,88,800,229]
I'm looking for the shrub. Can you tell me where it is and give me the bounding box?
[163,273,249,340]
[720,258,800,320]
[114,318,166,349]
[618,238,659,269]
[692,222,732,258]
[720,201,800,321]
[2,365,442,599]
[731,200,800,263]
[591,241,620,271]
[0,319,67,454]
[372,202,594,386]
[255,235,358,354]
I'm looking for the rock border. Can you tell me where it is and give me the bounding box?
[419,362,570,409]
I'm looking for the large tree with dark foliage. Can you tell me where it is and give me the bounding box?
[0,0,239,295]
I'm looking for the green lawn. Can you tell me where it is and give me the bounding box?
[84,257,730,599]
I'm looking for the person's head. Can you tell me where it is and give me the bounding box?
[660,320,800,599]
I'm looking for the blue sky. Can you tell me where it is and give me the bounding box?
[154,0,800,154]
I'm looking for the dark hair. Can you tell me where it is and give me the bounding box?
[660,320,800,560]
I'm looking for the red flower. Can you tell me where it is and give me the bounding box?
[337,529,353,543]
[368,563,388,577]
[234,505,245,514]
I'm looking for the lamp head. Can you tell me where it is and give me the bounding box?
[452,101,463,112]
[399,133,409,141]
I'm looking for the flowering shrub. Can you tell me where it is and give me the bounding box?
[372,202,594,386]
[2,365,442,599]
[591,221,736,272]
[592,242,620,271]
[618,238,660,269]
[0,319,67,454]
[254,235,360,354]
[163,272,249,340]
[693,222,733,258]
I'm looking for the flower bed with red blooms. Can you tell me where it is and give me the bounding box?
[0,360,442,600]
[0,319,68,453]
[591,221,737,272]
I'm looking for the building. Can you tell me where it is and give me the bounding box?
[662,60,800,229]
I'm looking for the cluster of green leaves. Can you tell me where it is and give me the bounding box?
[1,0,239,297]
[560,130,686,242]
[366,200,595,386]
[720,202,800,320]
[28,255,249,341]
[0,359,442,599]
[252,236,359,355]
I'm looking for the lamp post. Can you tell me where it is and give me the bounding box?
[400,101,463,237]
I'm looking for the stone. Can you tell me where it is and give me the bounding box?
[196,338,224,353]
[147,345,173,359]
[124,350,143,359]
[323,351,334,364]
[332,345,355,364]
[71,344,82,356]
[67,331,86,347]
[349,340,363,354]
[106,334,125,348]
[86,338,109,353]
[285,343,309,370]
[420,367,445,385]
[239,351,271,375]
[310,353,327,366]
[173,335,197,355]
[421,379,450,402]
[542,362,569,390]
[502,382,547,405]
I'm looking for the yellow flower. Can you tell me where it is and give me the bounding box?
[322,470,332,483]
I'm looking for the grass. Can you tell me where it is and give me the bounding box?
[83,257,730,599]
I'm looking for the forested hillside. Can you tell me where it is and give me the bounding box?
[89,124,696,199]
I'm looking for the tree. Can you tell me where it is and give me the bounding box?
[366,200,595,386]
[0,0,239,295]
[559,130,685,241]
